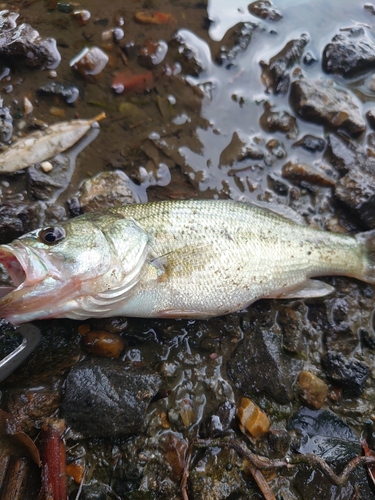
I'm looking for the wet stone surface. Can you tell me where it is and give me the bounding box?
[0,0,375,499]
[62,358,161,437]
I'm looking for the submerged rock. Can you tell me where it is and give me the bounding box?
[219,131,264,167]
[323,27,375,77]
[227,324,301,404]
[0,10,61,69]
[0,103,12,143]
[291,78,366,135]
[281,161,334,188]
[28,154,72,201]
[62,358,161,437]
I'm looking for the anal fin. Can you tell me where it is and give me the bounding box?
[270,279,334,300]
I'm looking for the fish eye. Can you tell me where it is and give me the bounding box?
[39,226,66,245]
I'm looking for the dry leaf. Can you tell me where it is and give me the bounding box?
[0,112,105,173]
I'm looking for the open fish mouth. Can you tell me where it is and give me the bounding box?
[0,246,27,296]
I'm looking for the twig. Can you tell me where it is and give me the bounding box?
[195,437,375,487]
[181,442,193,500]
[244,459,277,500]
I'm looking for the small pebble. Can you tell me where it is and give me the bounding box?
[298,371,328,409]
[48,70,57,78]
[49,106,66,118]
[23,97,33,115]
[237,397,270,438]
[82,330,125,358]
[40,161,53,173]
[66,463,85,484]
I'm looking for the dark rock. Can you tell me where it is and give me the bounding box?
[291,78,366,135]
[0,10,61,70]
[266,139,286,158]
[28,155,71,201]
[260,102,298,139]
[0,203,43,243]
[323,27,375,77]
[321,351,369,396]
[0,103,12,142]
[200,401,236,438]
[79,483,108,500]
[264,429,291,458]
[303,51,317,66]
[360,327,375,350]
[227,326,301,404]
[219,132,264,166]
[365,3,375,15]
[190,447,247,499]
[215,22,258,68]
[263,33,309,93]
[281,161,334,188]
[327,133,357,173]
[248,0,282,21]
[289,407,373,499]
[366,109,375,129]
[292,134,326,153]
[62,358,161,437]
[277,305,305,354]
[335,158,375,229]
[37,82,80,104]
[267,174,289,195]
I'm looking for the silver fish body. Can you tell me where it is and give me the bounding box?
[0,200,374,324]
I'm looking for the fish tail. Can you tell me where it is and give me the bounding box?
[356,229,375,284]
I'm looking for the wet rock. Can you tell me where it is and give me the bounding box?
[298,371,328,409]
[70,46,108,76]
[37,82,80,104]
[260,102,298,139]
[321,352,369,397]
[267,174,288,195]
[27,154,72,201]
[323,27,375,77]
[79,483,108,500]
[237,397,270,438]
[334,157,375,229]
[278,305,305,354]
[264,429,291,459]
[5,387,62,433]
[266,138,286,159]
[366,109,375,129]
[0,203,43,243]
[289,407,373,499]
[82,331,126,358]
[200,401,236,438]
[62,358,161,437]
[190,447,247,499]
[292,134,326,153]
[291,78,366,135]
[281,161,334,187]
[78,170,140,213]
[0,103,12,143]
[216,22,259,68]
[227,325,302,404]
[219,132,264,167]
[0,10,61,70]
[327,133,357,173]
[262,33,309,93]
[248,0,282,21]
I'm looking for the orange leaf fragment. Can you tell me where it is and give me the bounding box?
[66,462,85,484]
[134,11,177,25]
[112,70,155,94]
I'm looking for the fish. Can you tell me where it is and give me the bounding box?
[0,200,374,325]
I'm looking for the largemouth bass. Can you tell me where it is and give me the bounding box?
[0,200,374,325]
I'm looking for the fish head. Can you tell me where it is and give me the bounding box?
[0,212,149,324]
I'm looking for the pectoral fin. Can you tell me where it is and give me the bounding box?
[270,279,334,300]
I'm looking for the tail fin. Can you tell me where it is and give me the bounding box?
[355,229,375,284]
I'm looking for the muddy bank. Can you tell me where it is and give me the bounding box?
[1,1,375,499]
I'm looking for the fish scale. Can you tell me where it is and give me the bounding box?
[0,200,373,324]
